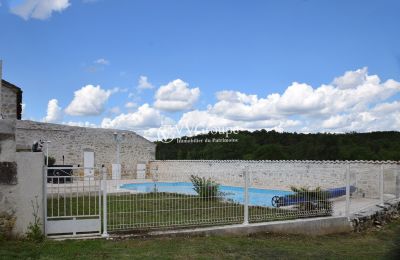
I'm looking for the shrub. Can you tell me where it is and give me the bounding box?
[190,175,220,200]
[44,156,56,166]
[25,197,44,242]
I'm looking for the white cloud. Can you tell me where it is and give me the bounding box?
[137,76,154,90]
[110,87,128,93]
[177,110,300,134]
[21,103,26,118]
[125,102,137,108]
[332,67,368,89]
[209,68,400,124]
[43,99,63,123]
[65,85,112,116]
[101,104,164,130]
[94,58,109,65]
[10,0,70,20]
[47,68,400,140]
[154,79,200,112]
[165,68,400,136]
[109,106,120,114]
[211,91,279,121]
[64,121,97,128]
[82,0,99,3]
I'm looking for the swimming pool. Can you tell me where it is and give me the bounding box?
[120,182,293,207]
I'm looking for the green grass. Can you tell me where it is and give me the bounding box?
[47,193,330,231]
[1,219,400,259]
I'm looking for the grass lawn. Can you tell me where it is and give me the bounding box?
[47,193,330,231]
[1,219,400,259]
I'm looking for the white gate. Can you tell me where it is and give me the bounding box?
[44,166,102,238]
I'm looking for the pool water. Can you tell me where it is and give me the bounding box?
[120,182,293,207]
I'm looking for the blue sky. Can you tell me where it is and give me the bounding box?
[1,0,400,139]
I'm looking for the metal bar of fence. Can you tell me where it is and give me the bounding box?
[43,166,48,236]
[243,167,249,225]
[396,165,400,199]
[102,166,109,238]
[346,162,350,218]
[380,164,384,205]
[46,166,99,170]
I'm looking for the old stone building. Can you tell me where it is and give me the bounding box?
[1,80,23,120]
[16,120,155,176]
[1,78,155,176]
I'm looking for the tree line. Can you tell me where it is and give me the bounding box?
[155,130,400,160]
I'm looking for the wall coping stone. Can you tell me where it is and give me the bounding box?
[150,160,400,165]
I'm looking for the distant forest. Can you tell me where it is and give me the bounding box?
[155,130,400,160]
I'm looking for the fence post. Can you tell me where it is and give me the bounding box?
[243,166,249,225]
[380,164,384,205]
[396,164,400,199]
[101,166,109,238]
[43,165,48,237]
[345,162,350,219]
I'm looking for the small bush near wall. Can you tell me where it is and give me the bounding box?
[44,156,56,166]
[190,175,220,200]
[25,197,44,242]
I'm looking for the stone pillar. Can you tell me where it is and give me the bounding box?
[0,119,17,238]
[0,60,2,117]
[13,152,44,235]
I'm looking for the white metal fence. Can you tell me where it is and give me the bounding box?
[102,162,351,235]
[44,162,400,238]
[45,167,102,238]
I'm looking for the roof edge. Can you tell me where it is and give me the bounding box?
[1,79,22,92]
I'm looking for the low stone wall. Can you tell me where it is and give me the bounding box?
[149,160,400,198]
[351,198,400,232]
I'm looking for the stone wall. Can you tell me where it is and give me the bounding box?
[16,120,156,177]
[1,120,44,238]
[148,160,400,198]
[351,198,400,232]
[0,119,16,162]
[0,152,44,238]
[0,119,17,237]
[1,83,19,120]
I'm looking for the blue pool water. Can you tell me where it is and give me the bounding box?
[120,182,293,207]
